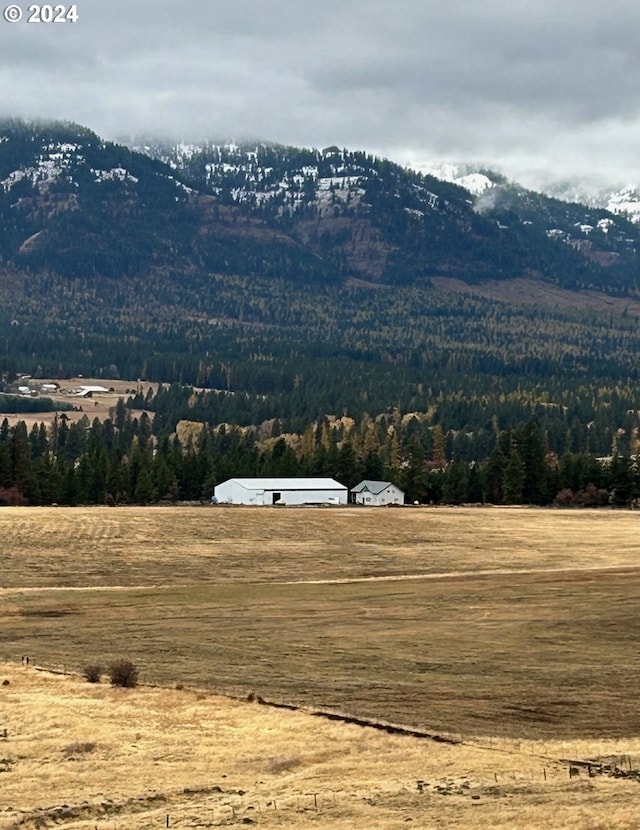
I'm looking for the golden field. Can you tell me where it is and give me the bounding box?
[0,506,638,829]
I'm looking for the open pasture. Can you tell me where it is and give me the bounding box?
[1,506,638,742]
[1,506,639,829]
[1,662,639,830]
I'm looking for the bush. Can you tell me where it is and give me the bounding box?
[83,663,102,683]
[108,659,139,688]
[63,741,96,757]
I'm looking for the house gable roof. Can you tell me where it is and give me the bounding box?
[352,480,403,495]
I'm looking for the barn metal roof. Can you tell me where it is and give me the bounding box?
[220,477,346,490]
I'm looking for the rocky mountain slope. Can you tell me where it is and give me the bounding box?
[1,119,637,294]
[137,137,639,293]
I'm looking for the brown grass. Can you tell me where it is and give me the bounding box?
[0,506,638,829]
[1,663,638,830]
[1,505,637,587]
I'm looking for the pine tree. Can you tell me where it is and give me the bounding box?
[401,438,427,503]
[134,464,155,505]
[608,455,634,507]
[503,442,525,504]
[483,446,506,504]
[517,421,548,504]
[9,421,33,501]
[442,456,469,504]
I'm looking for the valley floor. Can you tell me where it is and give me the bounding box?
[1,507,638,828]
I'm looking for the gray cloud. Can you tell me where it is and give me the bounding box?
[1,0,638,186]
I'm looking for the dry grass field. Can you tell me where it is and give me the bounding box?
[1,506,639,828]
[1,663,639,830]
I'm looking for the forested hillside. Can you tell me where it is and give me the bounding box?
[0,119,639,507]
[1,397,637,508]
[141,137,639,292]
[2,119,638,292]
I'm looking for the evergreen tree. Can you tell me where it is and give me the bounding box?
[134,464,156,505]
[9,421,33,500]
[336,440,359,488]
[517,421,548,504]
[483,446,506,504]
[608,455,635,507]
[0,418,11,487]
[503,441,525,504]
[442,456,469,504]
[401,438,427,503]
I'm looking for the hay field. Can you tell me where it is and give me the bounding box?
[1,506,639,828]
[1,506,638,738]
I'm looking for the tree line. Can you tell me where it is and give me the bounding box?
[1,403,637,508]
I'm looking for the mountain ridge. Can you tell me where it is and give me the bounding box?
[132,135,639,293]
[2,118,637,296]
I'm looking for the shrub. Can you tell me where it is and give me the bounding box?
[268,756,302,774]
[0,486,27,506]
[83,663,102,683]
[63,741,96,757]
[108,659,139,688]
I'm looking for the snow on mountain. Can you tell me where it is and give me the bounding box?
[1,133,195,200]
[135,141,394,219]
[524,179,640,225]
[414,163,497,196]
[90,167,139,183]
[456,173,495,196]
[414,162,640,226]
[606,186,640,224]
[1,141,81,191]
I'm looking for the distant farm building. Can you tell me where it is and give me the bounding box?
[73,385,110,398]
[351,480,405,506]
[214,477,348,506]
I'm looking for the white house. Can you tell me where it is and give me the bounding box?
[214,477,348,506]
[351,480,405,506]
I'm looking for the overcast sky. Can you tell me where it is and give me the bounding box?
[2,0,638,188]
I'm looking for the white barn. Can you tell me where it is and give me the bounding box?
[73,384,110,398]
[351,480,405,506]
[214,477,348,506]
